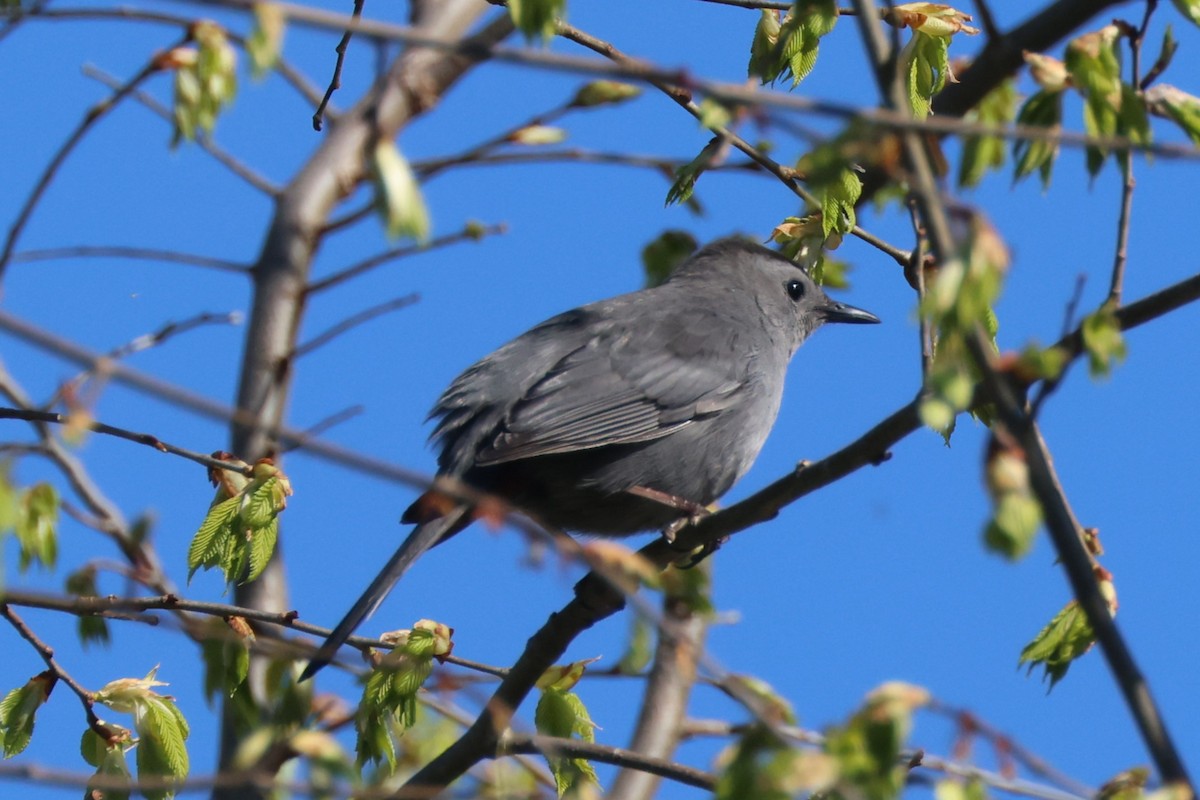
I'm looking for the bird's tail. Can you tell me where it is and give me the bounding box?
[300,505,470,681]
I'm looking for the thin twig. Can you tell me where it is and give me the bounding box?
[11,6,328,107]
[11,245,249,274]
[0,367,178,592]
[505,732,715,790]
[0,604,107,737]
[855,0,1193,784]
[0,43,184,277]
[50,310,243,410]
[154,0,1200,161]
[682,717,1089,800]
[557,20,914,268]
[0,407,253,475]
[969,330,1194,790]
[971,0,1001,41]
[906,196,933,378]
[1030,273,1088,414]
[309,222,507,292]
[291,293,419,359]
[0,588,509,678]
[282,405,365,449]
[312,0,365,130]
[1108,1,1157,306]
[0,308,433,490]
[930,700,1095,798]
[81,63,281,196]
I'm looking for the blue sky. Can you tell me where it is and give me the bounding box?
[1,0,1199,797]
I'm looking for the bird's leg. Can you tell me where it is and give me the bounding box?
[625,485,712,543]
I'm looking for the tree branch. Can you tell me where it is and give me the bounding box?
[82,64,281,196]
[0,41,184,278]
[10,245,249,274]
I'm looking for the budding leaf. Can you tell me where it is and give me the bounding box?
[0,673,54,757]
[509,0,565,42]
[1081,305,1127,377]
[1013,90,1064,188]
[372,139,431,243]
[1019,600,1098,688]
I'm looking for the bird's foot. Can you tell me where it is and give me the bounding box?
[627,485,711,543]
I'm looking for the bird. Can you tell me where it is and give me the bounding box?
[300,237,878,680]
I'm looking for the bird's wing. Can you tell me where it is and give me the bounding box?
[473,302,752,465]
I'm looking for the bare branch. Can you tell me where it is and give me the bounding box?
[970,331,1194,790]
[82,63,282,196]
[309,222,507,293]
[610,577,708,800]
[0,604,109,738]
[312,0,365,130]
[0,406,252,475]
[11,245,249,274]
[556,20,914,268]
[12,5,328,108]
[505,732,716,790]
[291,293,419,359]
[0,42,184,278]
[0,308,433,490]
[972,0,1002,42]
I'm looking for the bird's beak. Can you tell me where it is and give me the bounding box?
[820,299,880,325]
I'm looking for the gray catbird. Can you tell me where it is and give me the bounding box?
[301,237,878,679]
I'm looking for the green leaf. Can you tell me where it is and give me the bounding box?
[1147,83,1200,145]
[904,32,951,119]
[201,634,251,704]
[748,9,784,84]
[509,0,566,42]
[983,492,1043,559]
[569,80,641,108]
[535,689,599,797]
[247,2,285,78]
[666,136,722,206]
[697,98,733,131]
[135,695,190,800]
[748,2,837,87]
[372,138,431,243]
[819,167,862,239]
[958,80,1017,188]
[15,483,58,572]
[641,230,697,288]
[1147,25,1179,84]
[1013,90,1063,188]
[355,621,453,767]
[715,724,819,800]
[245,516,277,583]
[66,567,111,647]
[1081,304,1127,377]
[82,727,134,800]
[616,617,653,674]
[0,467,18,534]
[1097,767,1151,800]
[1170,0,1200,27]
[187,494,239,582]
[509,124,568,145]
[170,23,238,146]
[937,778,991,800]
[1066,25,1134,176]
[825,683,929,800]
[1016,344,1068,381]
[0,673,54,757]
[1019,600,1097,687]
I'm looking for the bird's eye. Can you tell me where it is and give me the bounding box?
[786,279,806,301]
